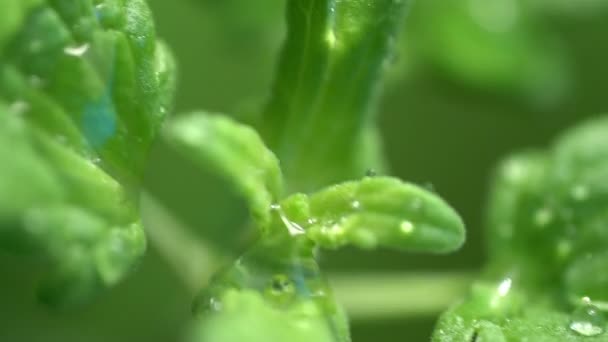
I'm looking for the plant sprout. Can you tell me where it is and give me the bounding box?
[1,0,608,341]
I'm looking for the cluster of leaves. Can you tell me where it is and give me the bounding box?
[433,116,608,341]
[166,1,466,340]
[0,1,465,341]
[0,0,175,306]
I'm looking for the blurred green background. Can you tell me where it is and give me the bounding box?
[2,0,608,340]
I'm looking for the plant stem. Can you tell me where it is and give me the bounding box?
[141,192,222,293]
[331,271,474,320]
[259,0,408,192]
[142,192,473,318]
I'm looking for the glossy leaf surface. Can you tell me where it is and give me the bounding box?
[0,0,175,306]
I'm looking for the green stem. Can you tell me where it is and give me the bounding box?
[259,0,408,192]
[142,192,473,317]
[331,272,474,320]
[141,192,222,293]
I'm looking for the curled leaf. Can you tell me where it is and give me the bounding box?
[165,112,283,230]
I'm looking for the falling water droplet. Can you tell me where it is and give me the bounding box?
[365,169,377,177]
[570,303,605,337]
[351,200,361,210]
[64,43,90,57]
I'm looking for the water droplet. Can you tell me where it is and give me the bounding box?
[399,221,415,234]
[91,157,101,165]
[570,303,605,337]
[534,207,553,227]
[265,274,296,306]
[64,43,90,57]
[497,278,512,297]
[307,217,318,226]
[196,295,222,313]
[274,208,304,236]
[197,241,346,339]
[351,200,361,210]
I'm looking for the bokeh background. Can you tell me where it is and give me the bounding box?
[2,0,608,340]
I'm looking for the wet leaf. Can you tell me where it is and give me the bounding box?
[282,177,465,253]
[434,115,608,340]
[0,0,175,306]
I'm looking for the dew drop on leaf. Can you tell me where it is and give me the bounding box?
[570,303,605,337]
[399,220,415,235]
[306,217,318,226]
[194,241,346,340]
[63,44,90,57]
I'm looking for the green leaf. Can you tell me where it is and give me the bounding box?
[258,0,408,192]
[164,112,284,231]
[434,115,608,340]
[0,0,175,306]
[280,176,465,253]
[190,289,346,342]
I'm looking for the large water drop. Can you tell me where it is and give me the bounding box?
[570,303,605,337]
